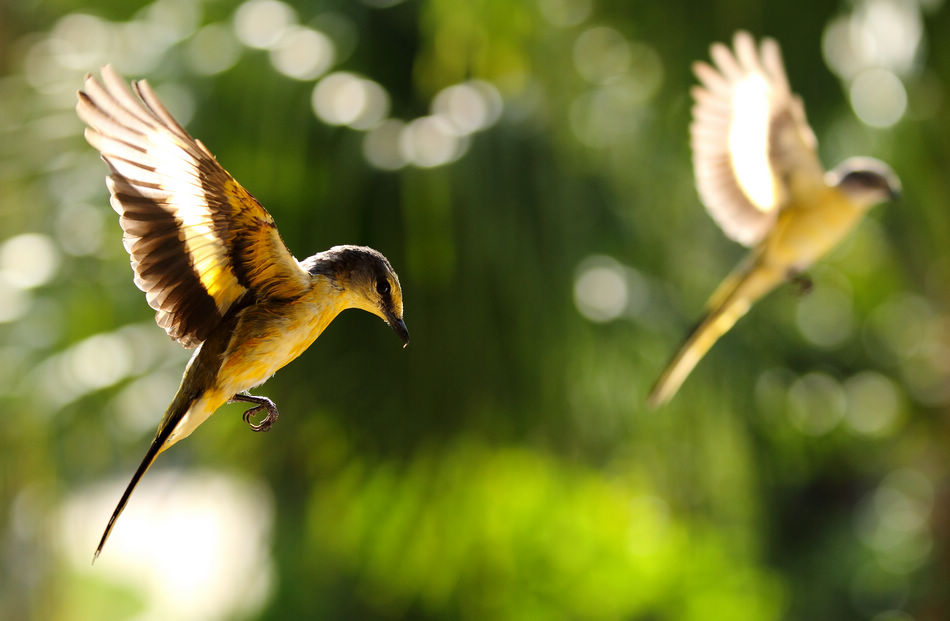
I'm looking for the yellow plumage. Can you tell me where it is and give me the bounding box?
[77,66,409,560]
[648,32,900,407]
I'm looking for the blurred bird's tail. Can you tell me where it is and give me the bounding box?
[647,257,781,408]
[92,390,196,563]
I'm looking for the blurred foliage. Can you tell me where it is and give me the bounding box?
[2,0,950,619]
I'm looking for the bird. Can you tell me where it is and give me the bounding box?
[76,65,409,561]
[647,31,900,408]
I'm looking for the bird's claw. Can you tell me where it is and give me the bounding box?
[230,394,280,432]
[241,405,278,432]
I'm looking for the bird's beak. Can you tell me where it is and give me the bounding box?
[388,315,409,348]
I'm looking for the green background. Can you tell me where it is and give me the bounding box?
[1,0,948,619]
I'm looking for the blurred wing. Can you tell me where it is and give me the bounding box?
[77,66,310,347]
[690,31,825,246]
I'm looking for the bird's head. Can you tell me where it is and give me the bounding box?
[827,157,901,208]
[304,245,408,347]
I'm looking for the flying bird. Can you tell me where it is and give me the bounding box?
[647,31,899,407]
[77,66,409,560]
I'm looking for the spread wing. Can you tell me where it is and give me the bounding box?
[690,31,826,246]
[76,66,311,348]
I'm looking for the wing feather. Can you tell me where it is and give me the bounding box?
[77,66,311,347]
[690,31,825,247]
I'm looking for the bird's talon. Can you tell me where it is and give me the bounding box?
[230,394,279,432]
[242,405,278,432]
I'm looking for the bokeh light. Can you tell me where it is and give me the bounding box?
[787,372,847,435]
[823,0,923,80]
[0,233,60,290]
[362,119,407,171]
[537,0,592,28]
[431,81,503,135]
[573,26,631,85]
[141,0,203,45]
[796,284,854,348]
[311,72,389,130]
[269,26,335,81]
[56,470,274,621]
[570,81,644,148]
[49,13,113,71]
[822,0,926,130]
[233,0,297,50]
[843,371,903,436]
[0,275,29,324]
[865,293,937,361]
[856,468,934,576]
[187,23,242,75]
[849,68,907,128]
[573,255,648,322]
[574,258,628,322]
[29,322,182,410]
[568,36,661,149]
[850,0,922,74]
[399,116,466,168]
[111,370,185,436]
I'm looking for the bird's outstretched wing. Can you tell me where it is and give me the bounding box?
[690,31,825,246]
[76,66,311,348]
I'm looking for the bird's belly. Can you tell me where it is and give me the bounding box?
[767,196,864,271]
[163,320,322,446]
[167,391,223,447]
[163,317,328,447]
[214,300,340,399]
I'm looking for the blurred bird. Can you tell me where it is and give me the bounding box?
[77,66,409,560]
[647,31,899,408]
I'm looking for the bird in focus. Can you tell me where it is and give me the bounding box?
[647,31,900,408]
[76,66,409,561]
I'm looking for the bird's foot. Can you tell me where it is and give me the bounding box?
[790,272,813,296]
[229,393,280,432]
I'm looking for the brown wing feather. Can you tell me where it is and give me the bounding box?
[76,66,311,347]
[690,31,825,247]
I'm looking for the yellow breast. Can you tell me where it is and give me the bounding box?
[766,188,865,271]
[215,278,346,397]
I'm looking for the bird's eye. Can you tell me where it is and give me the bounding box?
[376,279,391,295]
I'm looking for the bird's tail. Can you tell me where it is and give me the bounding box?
[647,257,781,408]
[93,389,197,563]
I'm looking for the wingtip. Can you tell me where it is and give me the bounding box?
[733,29,754,48]
[77,72,96,104]
[75,91,89,114]
[691,60,710,79]
[709,40,729,60]
[760,35,779,50]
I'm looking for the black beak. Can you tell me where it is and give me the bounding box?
[388,315,409,348]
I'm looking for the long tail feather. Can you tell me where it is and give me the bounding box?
[648,259,780,407]
[93,393,195,563]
